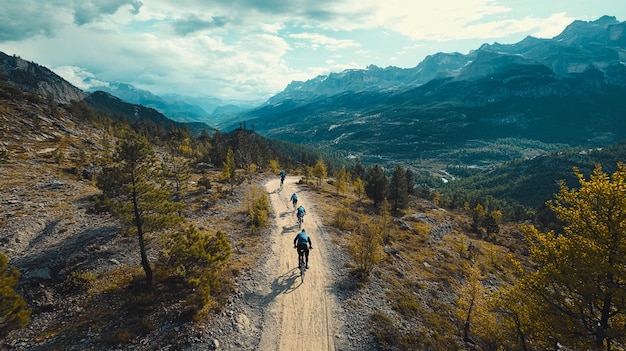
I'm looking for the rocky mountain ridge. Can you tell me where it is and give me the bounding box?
[0,53,215,135]
[0,52,86,104]
[238,16,626,168]
[267,15,626,104]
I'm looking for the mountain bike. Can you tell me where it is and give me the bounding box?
[296,246,311,283]
[298,249,306,283]
[297,214,304,229]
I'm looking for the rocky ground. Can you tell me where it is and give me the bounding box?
[0,96,388,350]
[0,154,384,350]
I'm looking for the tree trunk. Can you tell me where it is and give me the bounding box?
[596,289,612,350]
[463,296,475,342]
[132,176,152,288]
[513,313,529,351]
[138,227,153,288]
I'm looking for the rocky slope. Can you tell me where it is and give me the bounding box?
[0,79,373,350]
[0,52,86,104]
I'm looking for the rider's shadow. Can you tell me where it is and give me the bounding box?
[268,269,302,299]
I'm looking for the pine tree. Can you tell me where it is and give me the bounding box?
[304,165,314,184]
[353,161,366,180]
[335,166,349,195]
[269,159,280,174]
[457,264,484,344]
[388,164,409,211]
[405,168,415,195]
[97,133,183,287]
[378,198,392,245]
[471,203,485,235]
[353,177,365,205]
[222,147,237,193]
[166,226,231,308]
[484,210,502,237]
[313,158,327,187]
[162,153,191,202]
[209,130,226,165]
[516,164,626,349]
[365,165,388,205]
[349,216,384,279]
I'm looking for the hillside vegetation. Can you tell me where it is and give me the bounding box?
[3,61,626,350]
[0,79,343,349]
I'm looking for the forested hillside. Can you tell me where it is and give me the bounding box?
[439,142,626,213]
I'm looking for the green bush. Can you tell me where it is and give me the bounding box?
[248,185,270,230]
[333,205,360,230]
[0,254,30,337]
[63,270,96,292]
[166,226,231,311]
[348,219,384,279]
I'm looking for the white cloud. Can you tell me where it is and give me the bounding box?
[529,12,575,38]
[310,0,575,42]
[51,66,109,90]
[260,22,285,33]
[289,33,360,51]
[3,0,625,100]
[124,32,295,99]
[360,0,515,40]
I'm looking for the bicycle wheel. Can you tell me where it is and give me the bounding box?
[298,254,305,283]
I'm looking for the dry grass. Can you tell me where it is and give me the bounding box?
[299,174,530,350]
[2,138,263,350]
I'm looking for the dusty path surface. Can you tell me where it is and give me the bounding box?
[257,176,342,351]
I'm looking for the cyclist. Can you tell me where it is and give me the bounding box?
[294,229,312,269]
[291,193,298,208]
[296,205,306,223]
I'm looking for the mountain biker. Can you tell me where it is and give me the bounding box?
[296,205,306,223]
[291,193,298,208]
[294,229,312,269]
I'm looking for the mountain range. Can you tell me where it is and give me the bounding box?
[2,15,626,173]
[88,82,261,129]
[232,15,626,168]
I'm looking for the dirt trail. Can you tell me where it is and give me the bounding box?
[258,176,341,351]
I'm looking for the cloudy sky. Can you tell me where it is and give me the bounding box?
[1,1,625,101]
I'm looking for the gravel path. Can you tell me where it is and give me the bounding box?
[257,176,343,350]
[1,172,377,350]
